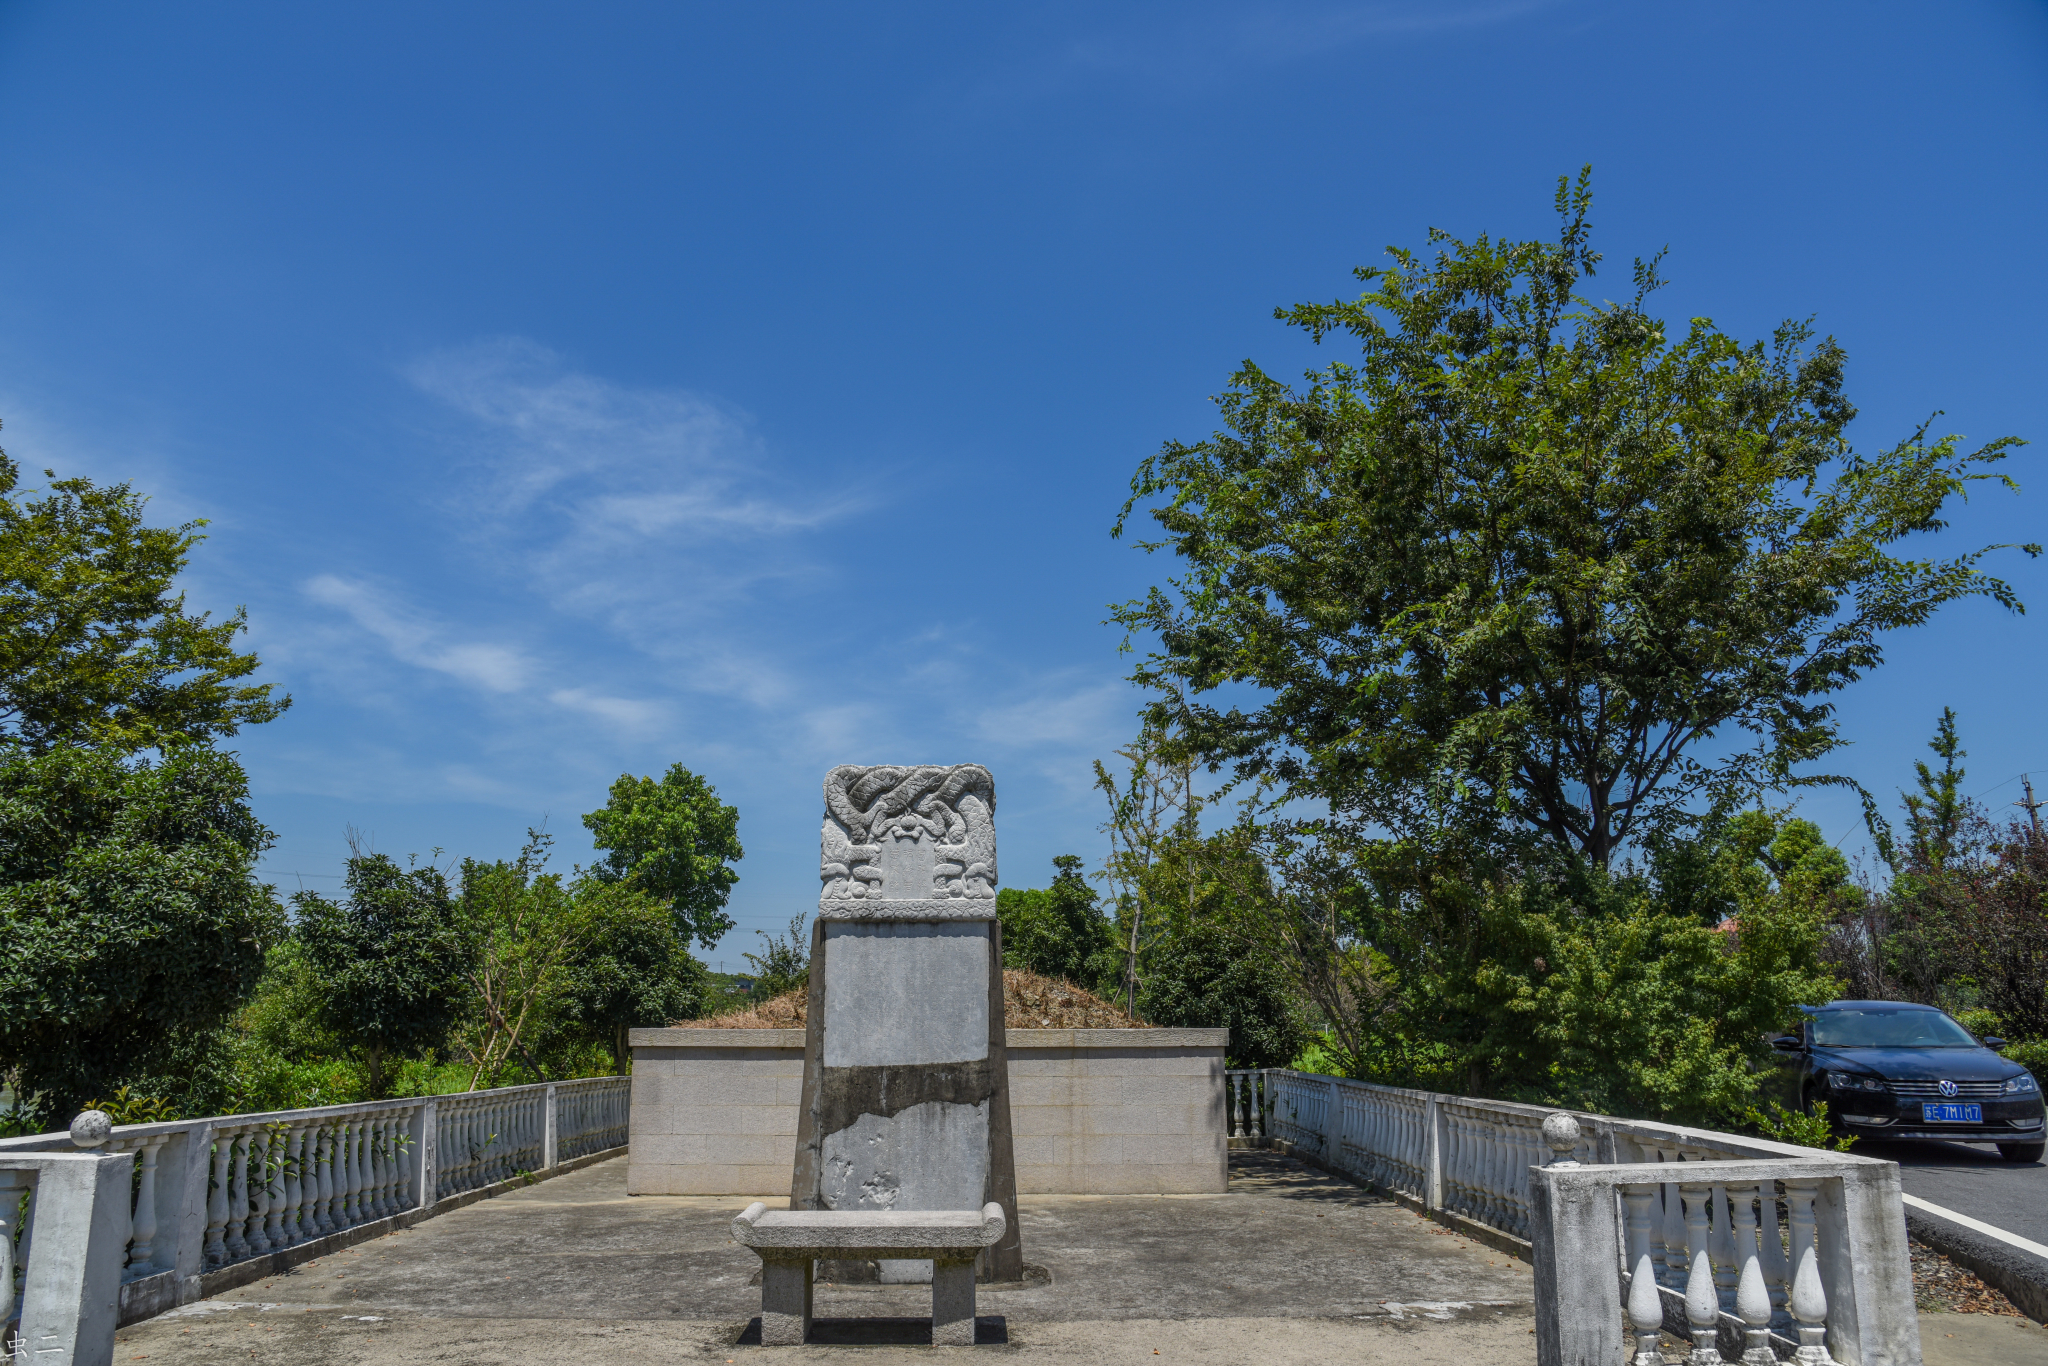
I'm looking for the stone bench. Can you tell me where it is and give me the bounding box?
[730,1201,1008,1346]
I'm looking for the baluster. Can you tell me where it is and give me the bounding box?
[1681,1181,1724,1365]
[375,1114,396,1217]
[224,1130,254,1262]
[1484,1115,1507,1228]
[1661,1164,1689,1287]
[334,1120,355,1227]
[261,1129,287,1250]
[1782,1179,1835,1365]
[279,1125,305,1245]
[350,1117,368,1221]
[127,1137,163,1273]
[1758,1180,1788,1312]
[1623,1183,1664,1366]
[360,1116,381,1220]
[249,1128,277,1256]
[203,1129,231,1265]
[1710,1182,1739,1303]
[312,1124,336,1235]
[1735,1186,1776,1366]
[389,1111,409,1213]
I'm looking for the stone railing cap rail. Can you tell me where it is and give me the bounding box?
[1539,1157,1888,1186]
[632,1026,1227,1048]
[731,1201,1007,1252]
[0,1075,626,1153]
[1249,1069,1899,1168]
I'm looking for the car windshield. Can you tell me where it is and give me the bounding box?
[1811,1009,1978,1048]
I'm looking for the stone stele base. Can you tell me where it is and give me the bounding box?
[627,1025,1228,1197]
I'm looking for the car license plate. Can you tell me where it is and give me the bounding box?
[1921,1103,1983,1123]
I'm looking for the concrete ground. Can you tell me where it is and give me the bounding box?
[107,1150,2032,1366]
[111,1150,1540,1365]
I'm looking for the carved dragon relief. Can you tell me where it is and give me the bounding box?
[818,764,997,905]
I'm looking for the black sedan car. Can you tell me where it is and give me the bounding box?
[1775,1000,2045,1161]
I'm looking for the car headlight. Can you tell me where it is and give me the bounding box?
[2004,1073,2040,1095]
[1828,1072,1887,1093]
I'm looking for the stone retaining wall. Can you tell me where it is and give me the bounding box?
[627,1027,1228,1196]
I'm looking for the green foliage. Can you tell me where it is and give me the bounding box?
[0,744,282,1127]
[742,915,811,1001]
[998,855,1118,986]
[1829,713,2048,1040]
[557,880,709,1069]
[453,831,594,1090]
[295,851,470,1099]
[80,1085,177,1126]
[1743,1099,1857,1152]
[1137,919,1312,1070]
[0,439,288,753]
[582,763,742,949]
[2002,1039,2048,1081]
[1112,171,2032,870]
[1954,1008,2004,1039]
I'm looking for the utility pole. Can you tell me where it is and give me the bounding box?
[2019,776,2044,843]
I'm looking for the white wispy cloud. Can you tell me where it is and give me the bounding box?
[303,574,534,693]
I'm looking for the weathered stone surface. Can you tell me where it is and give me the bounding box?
[792,764,1024,1284]
[819,922,989,1067]
[731,1200,1006,1253]
[817,764,997,912]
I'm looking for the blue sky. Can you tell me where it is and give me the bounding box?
[1,2,2044,962]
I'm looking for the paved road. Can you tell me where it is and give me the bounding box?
[1862,1136,2048,1245]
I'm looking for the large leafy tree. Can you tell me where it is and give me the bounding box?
[997,855,1116,986]
[0,438,288,753]
[557,880,709,1071]
[0,745,282,1126]
[295,853,470,1099]
[582,763,742,949]
[1113,171,2033,868]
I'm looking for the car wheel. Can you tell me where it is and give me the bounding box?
[1997,1142,2045,1163]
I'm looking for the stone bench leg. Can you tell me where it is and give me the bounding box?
[931,1257,977,1346]
[761,1258,813,1346]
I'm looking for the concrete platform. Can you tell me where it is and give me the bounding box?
[111,1149,1540,1363]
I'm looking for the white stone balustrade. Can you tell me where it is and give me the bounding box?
[1229,1068,1920,1366]
[0,1073,629,1360]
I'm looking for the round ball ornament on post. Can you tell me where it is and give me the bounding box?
[69,1110,113,1149]
[1542,1111,1582,1168]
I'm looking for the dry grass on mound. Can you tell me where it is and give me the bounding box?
[685,968,1147,1030]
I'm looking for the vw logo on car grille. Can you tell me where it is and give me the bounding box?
[1939,1079,1958,1097]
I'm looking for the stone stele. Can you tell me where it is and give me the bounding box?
[791,764,1023,1282]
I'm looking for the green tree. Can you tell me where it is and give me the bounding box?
[1137,918,1311,1070]
[1113,171,2033,870]
[998,855,1116,985]
[452,830,592,1089]
[583,763,742,949]
[557,880,709,1072]
[295,851,470,1099]
[0,438,287,753]
[0,744,282,1126]
[743,915,811,1001]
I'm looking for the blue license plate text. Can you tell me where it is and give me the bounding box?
[1921,1103,1983,1123]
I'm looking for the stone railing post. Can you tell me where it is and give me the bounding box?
[1531,1164,1625,1366]
[1815,1161,1917,1366]
[14,1151,133,1366]
[543,1084,559,1171]
[411,1099,438,1212]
